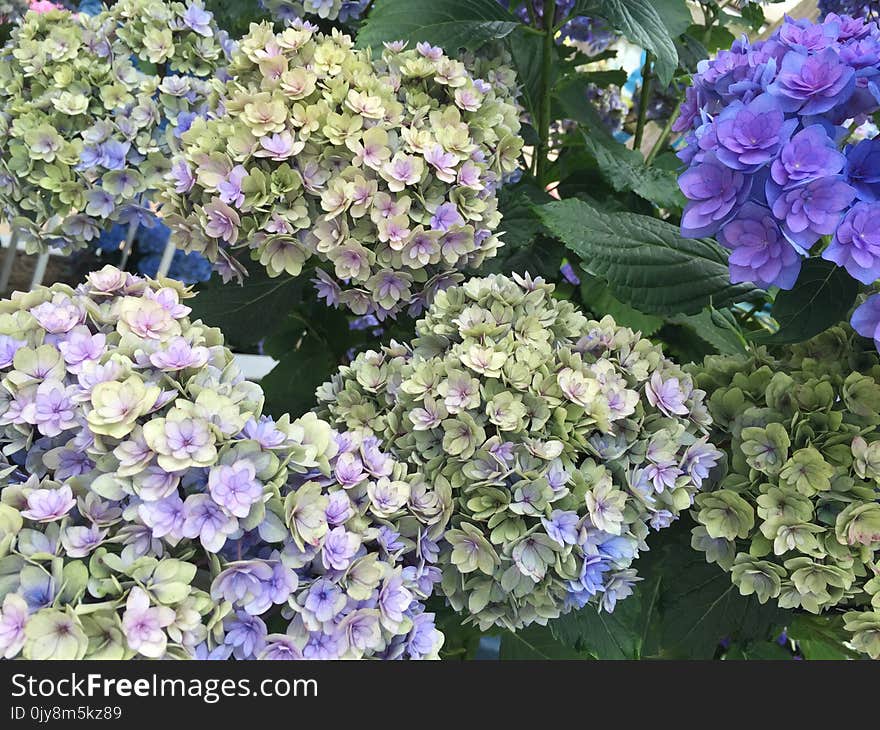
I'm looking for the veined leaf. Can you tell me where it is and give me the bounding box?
[536,198,758,315]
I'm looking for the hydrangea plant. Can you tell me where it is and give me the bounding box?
[0,9,163,253]
[0,267,445,659]
[162,22,523,319]
[675,14,880,350]
[690,326,880,659]
[316,273,720,630]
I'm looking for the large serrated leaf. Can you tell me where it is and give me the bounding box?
[356,0,521,52]
[750,259,859,346]
[579,131,684,210]
[575,0,684,85]
[550,588,643,659]
[536,198,758,315]
[190,259,302,348]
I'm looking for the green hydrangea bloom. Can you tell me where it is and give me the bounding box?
[317,273,718,630]
[691,325,880,658]
[162,23,523,319]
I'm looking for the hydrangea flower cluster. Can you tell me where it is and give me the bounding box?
[676,15,880,298]
[162,23,523,319]
[0,9,163,253]
[0,267,444,659]
[316,273,720,630]
[261,0,369,24]
[690,326,880,659]
[107,0,234,149]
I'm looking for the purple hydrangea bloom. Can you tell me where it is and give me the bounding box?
[541,510,580,546]
[21,485,77,522]
[714,94,798,171]
[678,15,880,347]
[645,372,690,417]
[823,201,880,283]
[771,124,846,187]
[718,202,803,288]
[845,137,880,201]
[208,460,263,518]
[851,293,880,350]
[679,153,752,237]
[767,175,856,251]
[182,3,214,37]
[768,48,856,115]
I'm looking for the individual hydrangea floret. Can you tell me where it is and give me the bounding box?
[0,267,445,659]
[316,273,719,630]
[676,13,880,342]
[690,326,880,658]
[162,23,523,319]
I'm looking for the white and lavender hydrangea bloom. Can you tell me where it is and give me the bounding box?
[676,13,880,341]
[317,273,720,631]
[690,326,880,660]
[208,424,448,659]
[161,23,523,319]
[0,267,442,659]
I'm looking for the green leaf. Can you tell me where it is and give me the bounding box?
[739,2,765,33]
[750,259,860,346]
[577,0,682,85]
[652,0,694,39]
[260,335,338,419]
[639,523,787,659]
[499,625,587,659]
[554,78,618,142]
[579,130,685,209]
[580,275,664,336]
[550,573,662,659]
[356,0,522,52]
[687,23,736,54]
[497,182,552,249]
[190,260,302,349]
[724,640,792,660]
[578,69,628,87]
[670,308,748,355]
[788,614,863,660]
[536,198,758,315]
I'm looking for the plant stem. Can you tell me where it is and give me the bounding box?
[535,0,556,183]
[645,98,681,166]
[633,51,653,154]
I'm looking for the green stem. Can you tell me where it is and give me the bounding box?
[535,0,556,183]
[633,51,653,154]
[645,98,681,166]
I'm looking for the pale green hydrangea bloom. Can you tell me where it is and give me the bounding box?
[690,326,880,658]
[317,273,717,630]
[162,23,523,319]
